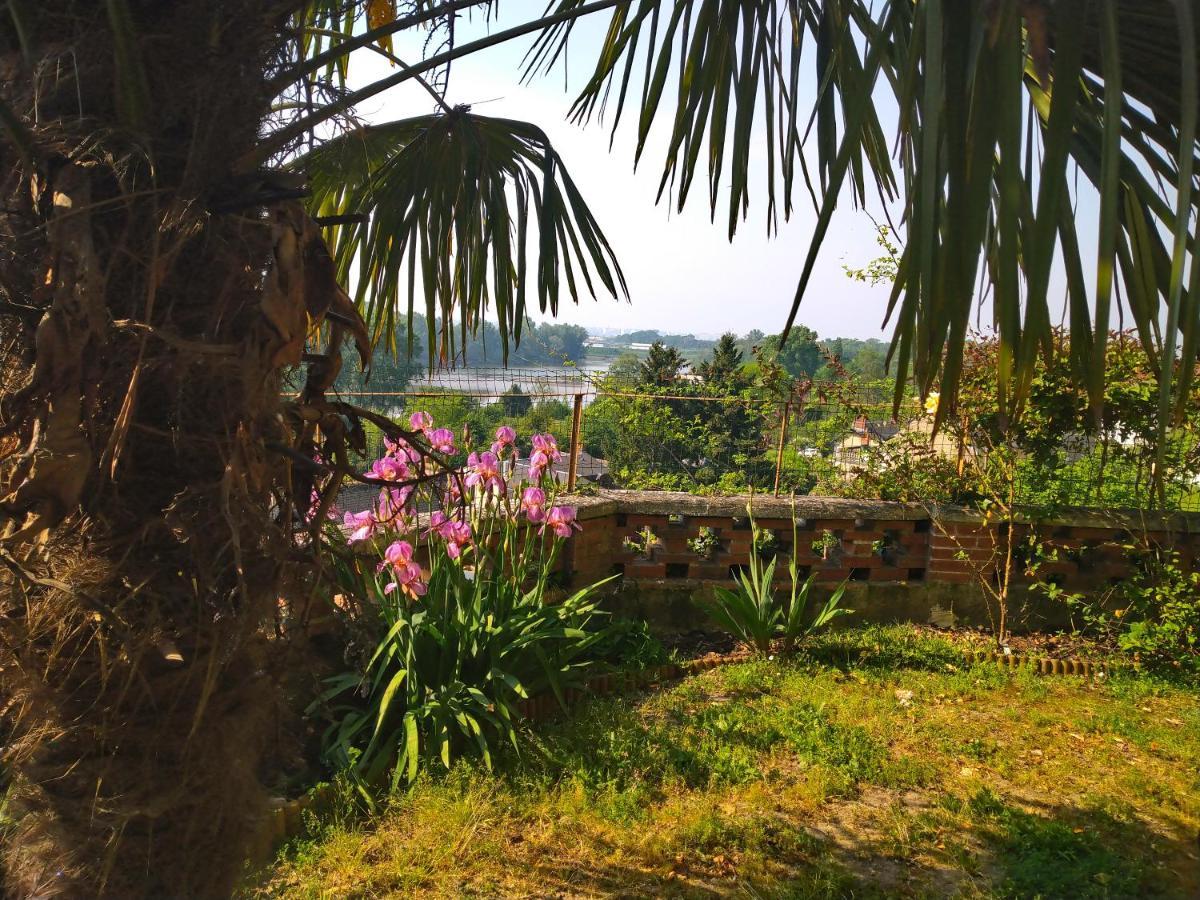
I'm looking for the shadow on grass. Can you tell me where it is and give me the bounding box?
[957,787,1199,899]
[802,624,966,673]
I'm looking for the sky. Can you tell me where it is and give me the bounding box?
[342,5,1092,345]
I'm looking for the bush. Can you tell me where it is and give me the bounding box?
[1114,551,1199,674]
[1040,545,1200,676]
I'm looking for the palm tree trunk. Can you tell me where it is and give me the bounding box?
[0,5,312,895]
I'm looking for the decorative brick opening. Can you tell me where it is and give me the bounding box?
[665,562,689,579]
[907,567,926,581]
[914,519,932,533]
[849,567,870,582]
[668,513,686,527]
[610,563,625,577]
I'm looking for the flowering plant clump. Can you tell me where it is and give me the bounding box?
[316,415,614,788]
[333,420,584,599]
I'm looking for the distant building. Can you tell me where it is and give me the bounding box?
[628,342,654,351]
[512,449,609,484]
[833,413,967,474]
[834,415,901,471]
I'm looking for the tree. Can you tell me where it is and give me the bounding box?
[698,332,746,387]
[606,351,643,385]
[759,326,823,379]
[848,346,887,381]
[337,322,423,393]
[736,329,766,360]
[516,322,589,365]
[500,383,533,416]
[639,341,687,387]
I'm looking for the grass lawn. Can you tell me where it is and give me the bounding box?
[256,627,1200,898]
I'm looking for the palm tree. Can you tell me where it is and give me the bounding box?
[0,3,625,896]
[1,0,1195,895]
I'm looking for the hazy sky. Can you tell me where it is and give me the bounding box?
[347,6,1087,343]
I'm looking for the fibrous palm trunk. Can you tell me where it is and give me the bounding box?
[0,5,343,896]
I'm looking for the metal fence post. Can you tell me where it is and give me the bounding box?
[567,392,584,492]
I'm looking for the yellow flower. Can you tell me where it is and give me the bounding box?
[923,391,940,416]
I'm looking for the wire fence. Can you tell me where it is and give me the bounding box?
[335,367,1200,513]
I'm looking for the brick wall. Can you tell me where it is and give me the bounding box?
[563,491,1200,628]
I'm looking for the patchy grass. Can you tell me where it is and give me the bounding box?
[255,626,1200,898]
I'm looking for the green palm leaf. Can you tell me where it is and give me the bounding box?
[529,0,1200,501]
[528,0,897,240]
[296,110,626,366]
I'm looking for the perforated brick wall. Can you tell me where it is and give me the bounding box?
[564,491,1200,596]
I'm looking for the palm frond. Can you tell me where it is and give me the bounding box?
[287,0,500,90]
[527,0,897,240]
[530,0,1200,496]
[296,110,626,366]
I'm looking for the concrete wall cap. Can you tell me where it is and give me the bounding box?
[554,489,1200,533]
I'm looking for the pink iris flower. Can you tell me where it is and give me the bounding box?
[528,449,550,481]
[409,411,433,433]
[491,424,517,456]
[528,433,562,480]
[343,509,376,544]
[365,455,408,482]
[385,435,422,464]
[441,520,472,559]
[381,540,426,599]
[376,485,414,523]
[531,433,561,460]
[465,451,504,493]
[427,427,456,455]
[520,486,547,523]
[542,505,581,539]
[425,511,474,560]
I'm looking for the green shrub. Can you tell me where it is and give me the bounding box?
[1114,551,1199,674]
[1040,546,1200,676]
